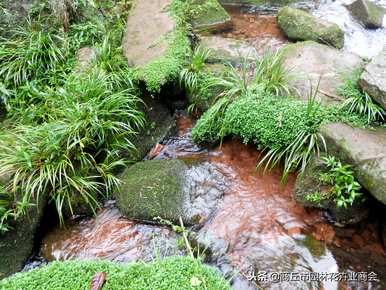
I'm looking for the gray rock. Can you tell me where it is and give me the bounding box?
[75,47,97,72]
[0,197,46,278]
[122,0,176,67]
[320,122,386,205]
[282,41,364,105]
[277,6,344,49]
[345,0,386,29]
[200,36,258,64]
[116,159,226,225]
[191,0,232,32]
[359,48,386,110]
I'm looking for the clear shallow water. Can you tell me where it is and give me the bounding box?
[41,115,386,289]
[313,0,386,59]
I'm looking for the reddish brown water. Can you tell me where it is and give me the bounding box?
[41,115,386,289]
[221,7,288,53]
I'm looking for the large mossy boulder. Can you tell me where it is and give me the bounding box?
[294,157,368,224]
[0,198,45,278]
[277,7,344,49]
[320,123,386,205]
[200,36,258,64]
[345,0,386,29]
[191,0,232,32]
[116,159,194,225]
[282,41,363,105]
[359,48,386,110]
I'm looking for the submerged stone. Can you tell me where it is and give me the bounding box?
[282,41,363,105]
[345,0,386,29]
[359,48,386,110]
[277,6,344,49]
[320,122,386,205]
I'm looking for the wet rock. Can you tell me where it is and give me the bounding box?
[359,48,386,110]
[345,0,386,29]
[122,0,175,67]
[277,6,344,49]
[294,157,369,225]
[200,36,258,64]
[191,0,232,32]
[320,122,386,205]
[116,159,193,225]
[0,197,46,278]
[282,41,363,105]
[127,95,175,161]
[116,158,226,225]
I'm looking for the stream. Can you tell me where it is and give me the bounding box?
[36,2,386,289]
[40,114,386,290]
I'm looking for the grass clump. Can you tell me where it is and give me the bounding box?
[0,257,230,290]
[0,1,144,228]
[337,70,385,123]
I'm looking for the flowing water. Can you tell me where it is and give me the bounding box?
[313,0,386,59]
[41,114,386,289]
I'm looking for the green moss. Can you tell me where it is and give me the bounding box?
[0,257,231,290]
[277,6,344,49]
[137,28,191,93]
[115,159,193,224]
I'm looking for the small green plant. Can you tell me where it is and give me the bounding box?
[319,156,364,208]
[252,49,292,96]
[338,71,384,123]
[305,192,322,204]
[180,45,212,94]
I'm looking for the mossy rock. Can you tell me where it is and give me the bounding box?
[346,0,386,29]
[219,0,315,10]
[0,197,46,278]
[116,159,195,225]
[277,6,344,49]
[294,156,369,225]
[191,0,232,32]
[0,257,231,289]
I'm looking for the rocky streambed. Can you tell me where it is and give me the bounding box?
[38,114,386,290]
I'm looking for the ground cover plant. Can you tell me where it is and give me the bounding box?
[0,256,231,289]
[192,53,368,180]
[305,156,365,208]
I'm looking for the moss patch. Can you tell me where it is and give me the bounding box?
[116,159,193,224]
[0,257,231,289]
[277,6,344,49]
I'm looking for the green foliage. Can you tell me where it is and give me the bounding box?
[180,45,212,95]
[0,1,144,229]
[252,50,291,96]
[338,71,385,123]
[0,23,65,89]
[319,156,365,208]
[305,192,322,204]
[0,257,230,290]
[139,29,191,93]
[0,69,144,224]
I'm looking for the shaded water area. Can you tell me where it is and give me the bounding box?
[41,114,386,289]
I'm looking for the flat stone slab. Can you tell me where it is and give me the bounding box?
[122,0,175,67]
[200,35,258,64]
[191,0,231,32]
[359,48,386,110]
[283,41,363,105]
[320,122,386,205]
